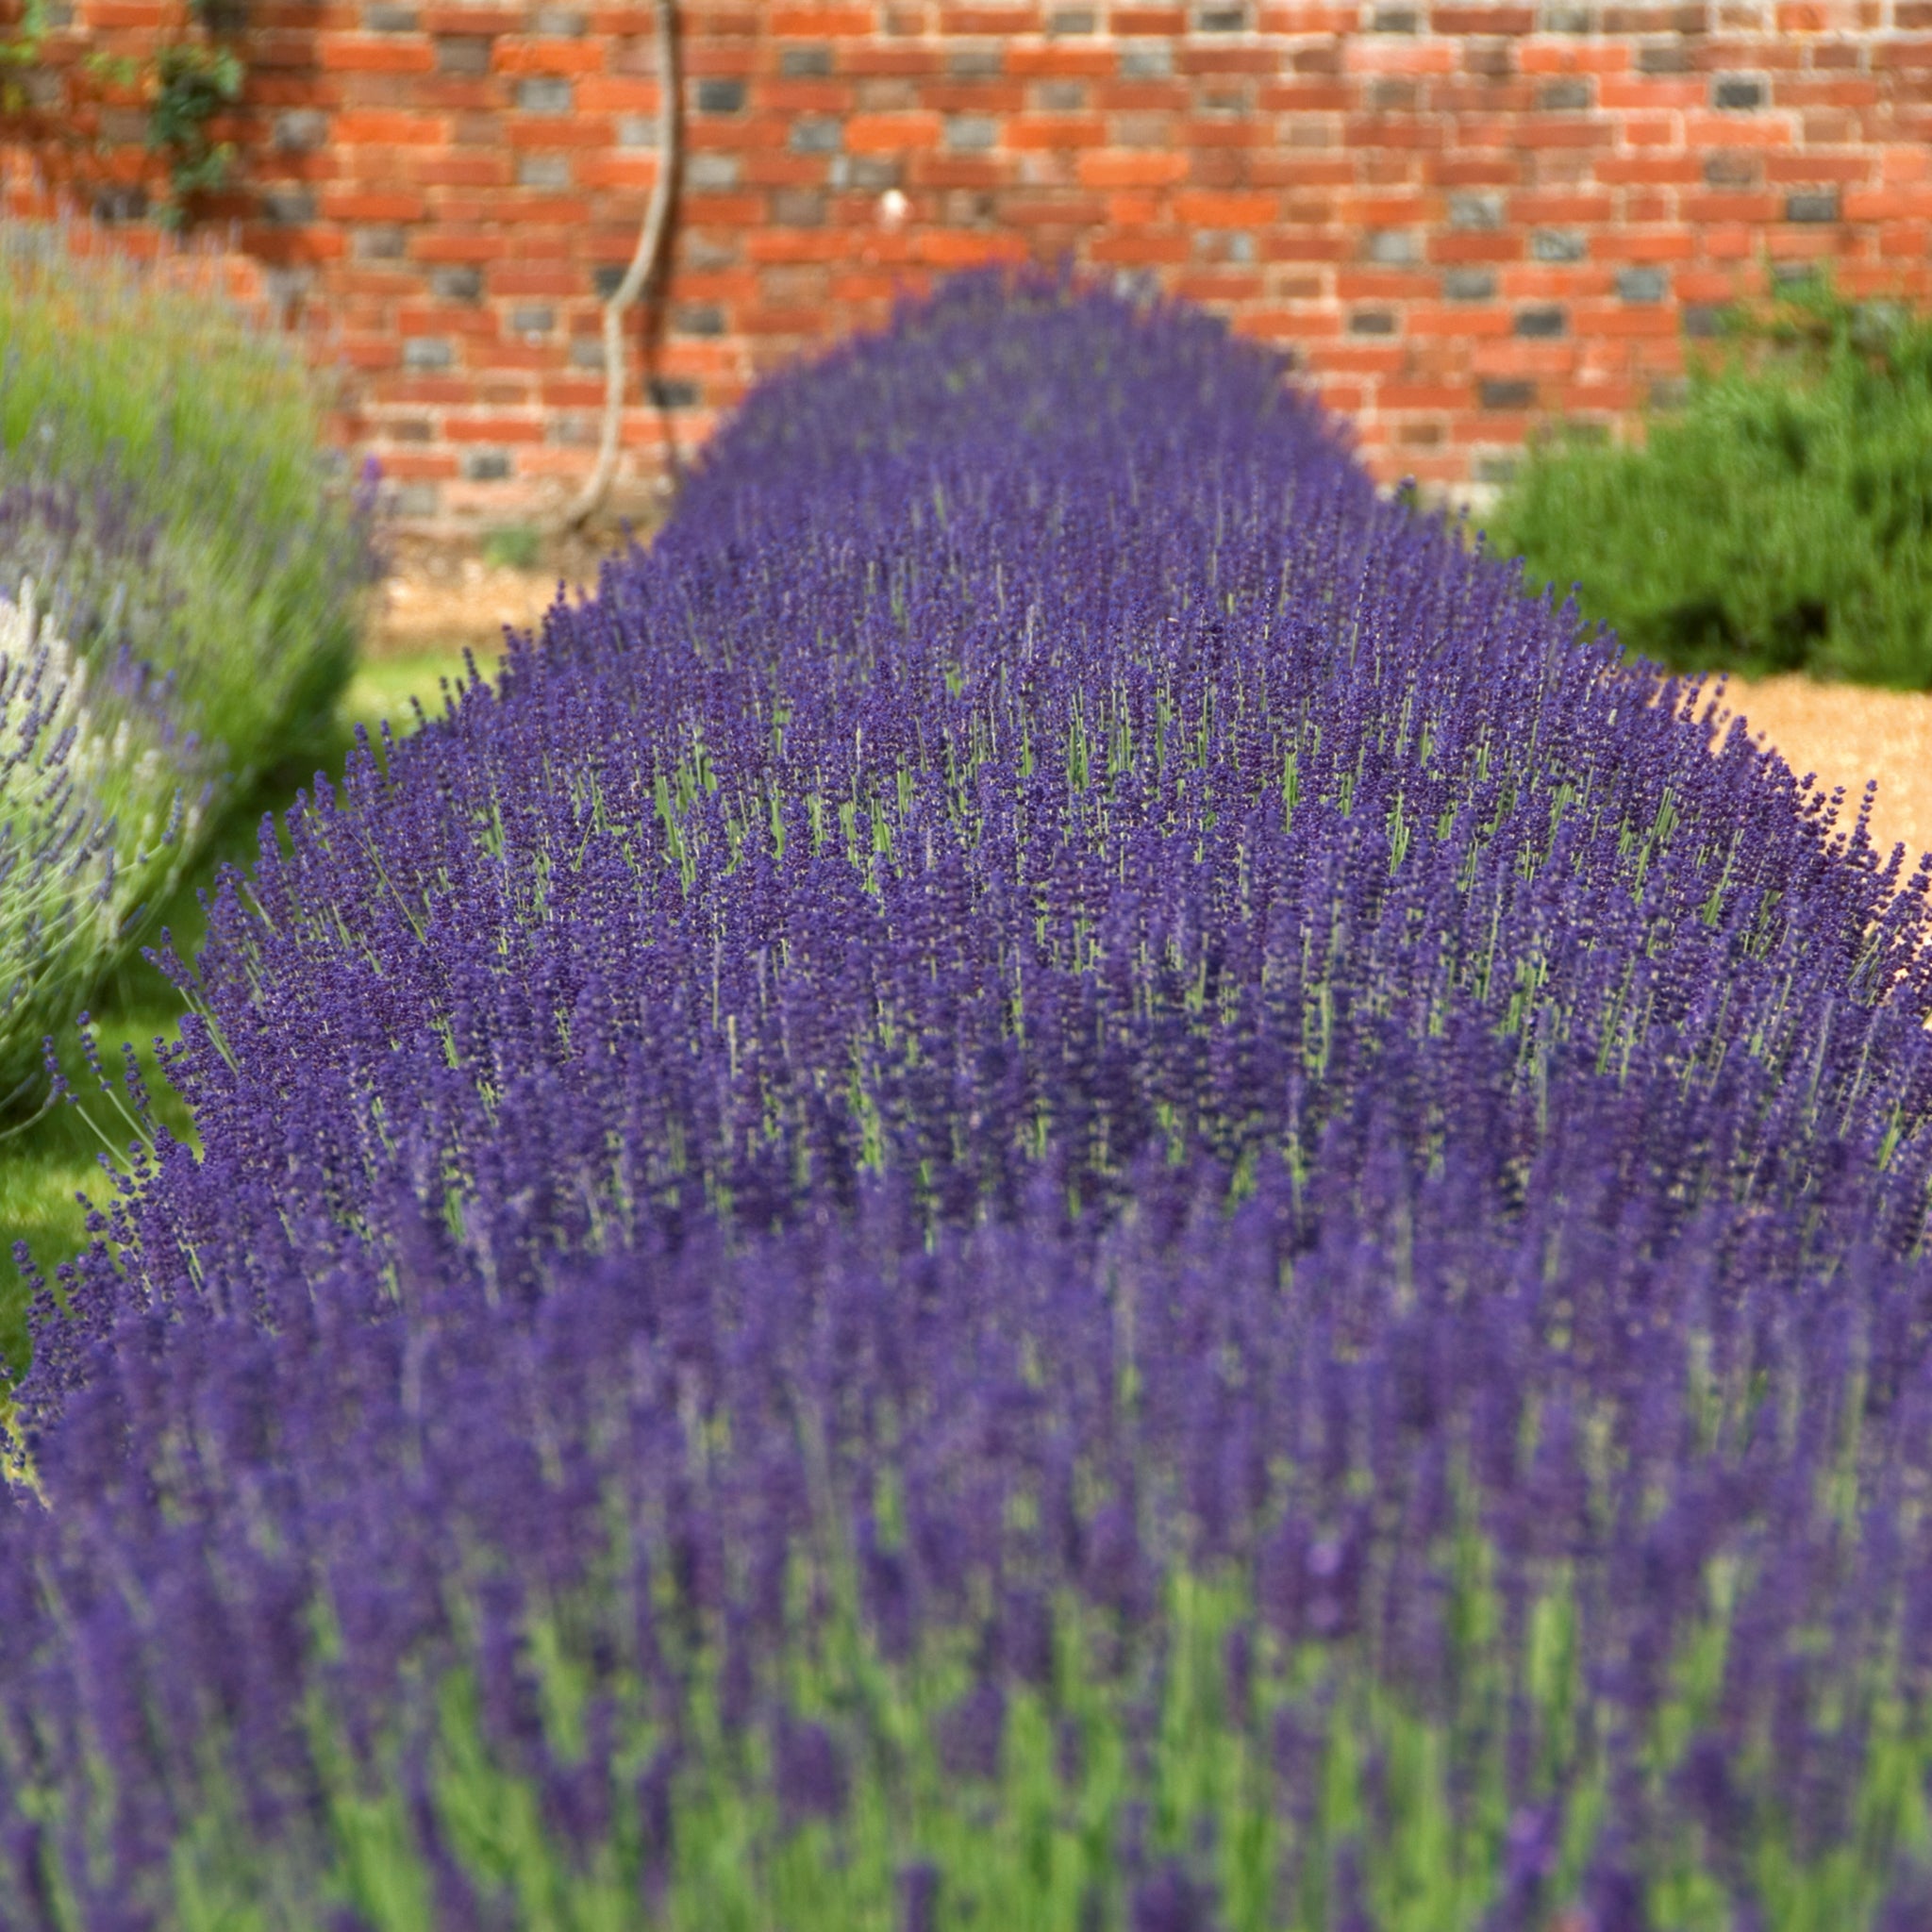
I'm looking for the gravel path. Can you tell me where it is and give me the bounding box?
[1716,674,1932,874]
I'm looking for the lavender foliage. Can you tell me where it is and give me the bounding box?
[8,275,1932,1928]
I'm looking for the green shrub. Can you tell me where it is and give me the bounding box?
[1485,276,1932,688]
[480,521,541,571]
[0,221,378,1118]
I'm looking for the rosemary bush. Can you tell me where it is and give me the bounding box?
[1487,279,1932,688]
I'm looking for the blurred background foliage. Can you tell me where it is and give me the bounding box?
[1486,275,1932,690]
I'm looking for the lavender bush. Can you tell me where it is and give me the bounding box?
[8,275,1932,1928]
[0,553,203,1115]
[0,222,381,1123]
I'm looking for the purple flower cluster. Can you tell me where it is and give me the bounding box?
[8,275,1932,1926]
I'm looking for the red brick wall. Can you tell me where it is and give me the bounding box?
[8,1,1931,527]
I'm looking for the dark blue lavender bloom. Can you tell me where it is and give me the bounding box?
[896,1858,941,1932]
[938,1676,1007,1783]
[773,1715,848,1831]
[1130,1858,1218,1932]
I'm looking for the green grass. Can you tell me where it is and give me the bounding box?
[0,642,492,1374]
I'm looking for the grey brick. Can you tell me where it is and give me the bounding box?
[517,155,572,189]
[790,116,842,154]
[517,76,573,112]
[1479,378,1536,409]
[1198,3,1247,24]
[1515,306,1567,338]
[1785,189,1839,223]
[617,113,657,148]
[1705,151,1757,186]
[591,264,625,298]
[949,46,1002,76]
[261,188,316,225]
[1120,42,1173,76]
[462,450,511,482]
[774,187,826,225]
[1473,453,1522,486]
[1349,309,1398,335]
[432,265,483,302]
[1040,81,1086,109]
[675,303,725,337]
[1712,75,1765,109]
[648,377,702,409]
[1538,77,1591,109]
[1443,267,1497,301]
[274,108,328,153]
[1048,6,1097,28]
[1539,1,1591,25]
[569,335,607,368]
[402,337,454,372]
[1615,265,1667,303]
[696,77,746,114]
[365,4,417,27]
[509,304,554,336]
[1638,42,1690,74]
[945,114,998,152]
[1366,228,1422,264]
[532,7,585,32]
[1648,375,1691,408]
[1449,190,1504,230]
[353,225,407,260]
[1530,228,1586,262]
[781,45,832,76]
[1369,5,1418,27]
[688,154,741,188]
[436,36,491,75]
[1683,303,1725,337]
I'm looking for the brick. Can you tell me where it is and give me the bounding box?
[322,36,435,72]
[847,111,942,150]
[493,38,604,74]
[1174,191,1277,225]
[1077,150,1188,188]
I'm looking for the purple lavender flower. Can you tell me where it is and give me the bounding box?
[6,271,1932,1924]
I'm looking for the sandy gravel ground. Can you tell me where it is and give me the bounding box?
[1714,674,1932,874]
[370,546,1932,873]
[369,553,601,660]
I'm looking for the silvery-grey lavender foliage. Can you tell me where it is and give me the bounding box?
[8,275,1932,1928]
[0,502,204,1112]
